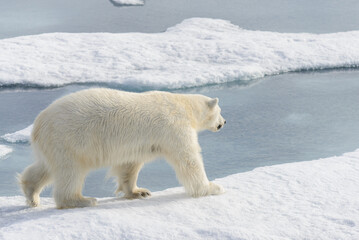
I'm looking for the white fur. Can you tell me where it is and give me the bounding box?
[19,88,226,209]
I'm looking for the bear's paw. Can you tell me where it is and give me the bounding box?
[125,188,152,199]
[208,182,225,195]
[57,197,98,209]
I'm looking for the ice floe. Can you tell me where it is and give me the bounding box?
[0,18,358,89]
[1,149,358,239]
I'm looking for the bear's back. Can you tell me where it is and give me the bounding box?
[31,88,195,149]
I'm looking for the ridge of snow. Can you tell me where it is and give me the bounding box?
[0,18,358,89]
[1,149,358,239]
[1,125,33,143]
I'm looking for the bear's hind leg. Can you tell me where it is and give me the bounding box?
[112,162,151,199]
[53,166,96,209]
[19,161,51,207]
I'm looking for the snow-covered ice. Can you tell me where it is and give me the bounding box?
[0,18,358,89]
[1,149,358,239]
[0,145,12,159]
[109,0,144,6]
[1,125,33,143]
[1,16,359,239]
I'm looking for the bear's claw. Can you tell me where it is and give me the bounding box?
[125,188,152,199]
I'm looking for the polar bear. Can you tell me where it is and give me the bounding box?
[19,88,226,209]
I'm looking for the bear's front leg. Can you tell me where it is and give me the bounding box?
[112,163,152,199]
[167,151,224,197]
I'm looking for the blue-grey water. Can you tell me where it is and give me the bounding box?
[1,70,359,197]
[1,0,359,39]
[0,0,359,197]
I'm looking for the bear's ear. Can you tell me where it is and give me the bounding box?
[207,98,219,109]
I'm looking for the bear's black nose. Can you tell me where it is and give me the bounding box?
[217,124,222,130]
[224,120,226,124]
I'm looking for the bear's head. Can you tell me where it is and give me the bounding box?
[202,97,226,132]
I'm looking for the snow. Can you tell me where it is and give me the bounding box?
[0,145,12,159]
[109,0,144,6]
[1,150,358,239]
[1,125,33,143]
[0,18,358,89]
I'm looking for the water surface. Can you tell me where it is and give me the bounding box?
[1,0,358,198]
[1,0,359,39]
[1,70,358,197]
